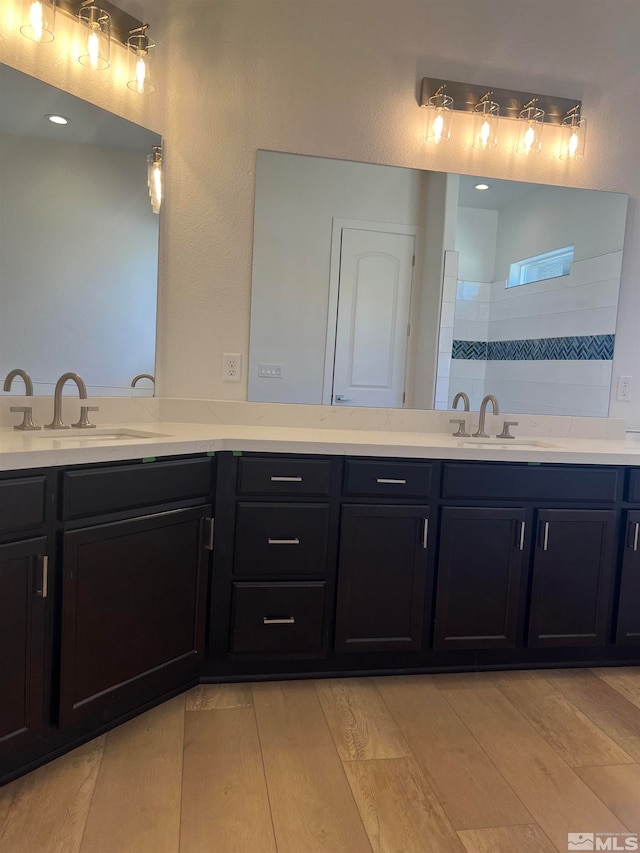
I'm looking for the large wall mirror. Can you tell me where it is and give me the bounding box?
[248,150,628,417]
[0,64,159,396]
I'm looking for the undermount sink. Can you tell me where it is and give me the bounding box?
[39,428,171,442]
[458,438,559,450]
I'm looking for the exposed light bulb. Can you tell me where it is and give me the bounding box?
[152,164,162,203]
[524,126,535,153]
[88,29,100,69]
[480,120,491,148]
[29,1,43,41]
[432,113,444,143]
[135,56,147,93]
[569,131,579,158]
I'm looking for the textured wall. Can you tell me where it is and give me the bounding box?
[2,0,639,422]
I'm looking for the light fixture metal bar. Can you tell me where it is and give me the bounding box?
[420,78,581,126]
[57,0,144,45]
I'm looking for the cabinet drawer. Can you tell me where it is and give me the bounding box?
[0,476,47,535]
[234,503,329,577]
[61,458,212,520]
[237,457,331,496]
[344,460,432,498]
[442,463,618,503]
[230,582,326,656]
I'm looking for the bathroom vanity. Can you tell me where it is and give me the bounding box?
[1,422,640,786]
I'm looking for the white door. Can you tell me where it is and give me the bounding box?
[332,228,414,408]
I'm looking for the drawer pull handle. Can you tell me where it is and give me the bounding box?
[263,616,295,625]
[519,521,526,551]
[270,476,303,482]
[633,522,640,552]
[542,521,549,551]
[422,518,429,549]
[376,478,407,485]
[267,538,300,545]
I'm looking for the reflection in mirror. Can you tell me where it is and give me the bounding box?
[0,64,160,396]
[248,151,628,417]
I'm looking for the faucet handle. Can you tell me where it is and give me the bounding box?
[72,406,99,429]
[450,418,470,438]
[497,420,519,439]
[9,406,41,431]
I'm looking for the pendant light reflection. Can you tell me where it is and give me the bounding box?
[78,1,111,70]
[147,147,162,214]
[127,25,155,95]
[560,106,587,160]
[425,85,453,144]
[472,94,499,150]
[516,99,544,155]
[20,0,56,43]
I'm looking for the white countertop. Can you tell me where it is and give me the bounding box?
[2,422,640,471]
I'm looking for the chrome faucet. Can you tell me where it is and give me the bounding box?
[473,394,499,438]
[3,368,40,430]
[45,373,98,429]
[452,391,470,411]
[131,373,155,389]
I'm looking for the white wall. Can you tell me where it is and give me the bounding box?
[2,0,639,424]
[456,208,498,283]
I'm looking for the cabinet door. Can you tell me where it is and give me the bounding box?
[434,507,527,650]
[60,506,210,725]
[0,538,47,758]
[528,509,617,647]
[335,504,429,653]
[616,510,640,645]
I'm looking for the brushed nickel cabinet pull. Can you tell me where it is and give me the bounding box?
[202,517,215,550]
[422,518,429,549]
[633,522,639,552]
[267,538,300,545]
[376,478,407,485]
[263,616,295,625]
[39,555,49,599]
[519,521,526,551]
[270,476,303,482]
[543,521,549,551]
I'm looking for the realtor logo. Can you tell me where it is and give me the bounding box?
[569,835,595,851]
[568,834,640,851]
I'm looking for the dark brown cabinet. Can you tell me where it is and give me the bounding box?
[335,504,429,653]
[59,505,211,726]
[434,507,527,650]
[616,510,640,645]
[0,538,48,758]
[528,509,617,647]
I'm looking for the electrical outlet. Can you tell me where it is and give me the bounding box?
[617,375,633,401]
[222,353,242,383]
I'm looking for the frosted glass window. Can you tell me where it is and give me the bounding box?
[507,246,574,288]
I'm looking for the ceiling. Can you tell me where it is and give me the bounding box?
[457,173,538,210]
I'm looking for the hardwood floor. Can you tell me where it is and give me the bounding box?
[1,668,639,852]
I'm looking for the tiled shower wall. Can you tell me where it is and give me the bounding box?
[446,251,622,416]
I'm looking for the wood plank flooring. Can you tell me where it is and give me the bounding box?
[1,667,639,852]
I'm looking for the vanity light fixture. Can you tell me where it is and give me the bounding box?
[560,105,587,160]
[419,79,585,159]
[19,1,158,93]
[126,24,155,95]
[46,113,69,124]
[20,0,56,43]
[472,92,499,150]
[147,146,162,214]
[516,98,544,155]
[424,84,453,144]
[78,1,110,69]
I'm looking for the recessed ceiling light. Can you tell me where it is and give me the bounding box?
[475,183,490,191]
[46,114,69,125]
